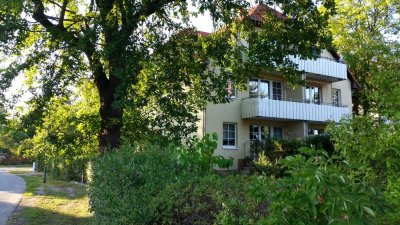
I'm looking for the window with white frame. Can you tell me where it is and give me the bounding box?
[225,80,237,98]
[308,128,325,136]
[249,79,282,99]
[223,123,237,147]
[249,125,283,140]
[331,88,341,107]
[272,81,283,100]
[305,86,321,104]
[249,125,268,141]
[271,127,283,139]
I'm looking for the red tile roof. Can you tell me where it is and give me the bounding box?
[197,31,211,37]
[248,3,286,22]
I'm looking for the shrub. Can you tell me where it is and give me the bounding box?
[305,134,335,155]
[89,133,234,225]
[328,116,400,223]
[89,144,180,225]
[263,147,385,225]
[153,174,271,225]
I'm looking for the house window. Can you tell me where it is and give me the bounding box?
[226,80,237,98]
[249,125,267,141]
[305,86,321,104]
[249,79,282,99]
[272,81,283,100]
[331,89,341,106]
[308,128,325,136]
[249,125,282,140]
[223,123,237,147]
[271,127,283,139]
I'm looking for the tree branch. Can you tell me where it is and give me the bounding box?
[32,0,80,42]
[47,0,76,14]
[32,0,57,29]
[124,0,177,34]
[58,0,69,27]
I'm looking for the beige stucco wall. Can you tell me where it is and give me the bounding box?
[286,121,306,139]
[332,79,353,113]
[194,50,353,169]
[203,88,308,169]
[286,85,303,101]
[306,79,332,104]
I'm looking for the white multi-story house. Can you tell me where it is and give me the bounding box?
[196,4,360,170]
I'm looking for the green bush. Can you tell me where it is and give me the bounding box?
[89,133,235,225]
[152,174,271,225]
[89,144,180,225]
[263,147,385,225]
[251,138,303,162]
[328,116,400,223]
[305,134,335,155]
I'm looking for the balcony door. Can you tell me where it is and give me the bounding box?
[249,125,283,140]
[249,79,282,99]
[305,86,321,104]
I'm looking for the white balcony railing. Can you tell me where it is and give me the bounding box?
[288,56,347,80]
[241,97,350,122]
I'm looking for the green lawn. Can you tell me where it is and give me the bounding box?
[0,164,32,168]
[7,173,92,225]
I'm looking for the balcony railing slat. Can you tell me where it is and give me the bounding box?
[241,98,350,122]
[288,56,347,80]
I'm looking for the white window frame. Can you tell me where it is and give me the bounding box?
[226,80,237,98]
[223,122,237,149]
[271,126,283,139]
[249,125,283,140]
[272,81,283,100]
[331,88,341,107]
[249,125,267,141]
[305,86,322,104]
[249,79,283,99]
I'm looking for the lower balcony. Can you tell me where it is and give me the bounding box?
[241,97,350,122]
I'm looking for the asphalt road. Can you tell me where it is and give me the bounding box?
[0,168,26,225]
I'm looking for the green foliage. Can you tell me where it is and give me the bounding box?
[0,0,335,150]
[89,134,259,225]
[305,134,335,155]
[368,64,400,119]
[328,116,400,223]
[89,144,180,225]
[251,138,303,162]
[329,0,400,114]
[154,174,271,225]
[264,147,384,225]
[250,136,335,176]
[23,82,100,180]
[0,130,29,154]
[177,133,233,175]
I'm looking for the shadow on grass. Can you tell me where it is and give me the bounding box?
[21,174,88,200]
[6,174,93,225]
[7,203,92,225]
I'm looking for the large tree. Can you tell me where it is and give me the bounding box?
[329,0,400,115]
[0,0,335,153]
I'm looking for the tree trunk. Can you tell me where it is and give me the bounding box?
[85,49,124,154]
[97,75,123,154]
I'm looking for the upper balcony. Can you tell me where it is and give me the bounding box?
[241,97,350,123]
[288,56,347,82]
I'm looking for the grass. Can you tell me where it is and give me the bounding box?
[0,164,32,168]
[7,174,92,225]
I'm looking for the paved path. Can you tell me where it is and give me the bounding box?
[0,168,26,225]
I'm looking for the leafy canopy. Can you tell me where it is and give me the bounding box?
[329,0,400,115]
[1,0,335,147]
